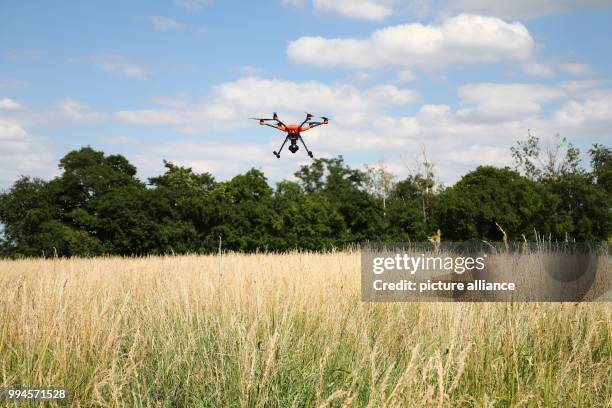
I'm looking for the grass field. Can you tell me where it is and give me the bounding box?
[0,251,610,407]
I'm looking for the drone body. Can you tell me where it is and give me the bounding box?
[250,112,328,158]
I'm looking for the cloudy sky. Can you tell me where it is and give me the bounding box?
[1,0,611,188]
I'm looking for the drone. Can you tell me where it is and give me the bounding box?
[250,112,328,158]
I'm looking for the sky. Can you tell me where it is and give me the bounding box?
[1,0,611,189]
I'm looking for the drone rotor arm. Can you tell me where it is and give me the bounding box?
[299,113,313,129]
[271,112,287,128]
[304,119,328,129]
[264,123,286,131]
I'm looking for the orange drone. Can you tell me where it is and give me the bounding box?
[250,112,328,158]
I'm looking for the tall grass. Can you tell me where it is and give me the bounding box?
[0,251,610,407]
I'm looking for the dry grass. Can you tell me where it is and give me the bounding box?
[0,251,610,407]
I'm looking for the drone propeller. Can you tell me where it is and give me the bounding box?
[304,112,329,122]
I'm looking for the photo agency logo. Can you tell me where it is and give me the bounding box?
[361,243,611,302]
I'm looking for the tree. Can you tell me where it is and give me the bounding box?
[386,175,438,241]
[0,176,105,257]
[401,145,440,228]
[55,147,140,211]
[218,169,276,251]
[436,166,546,241]
[271,181,344,250]
[589,144,612,194]
[544,172,611,241]
[52,147,150,255]
[510,135,610,240]
[148,161,217,253]
[511,131,582,181]
[1,143,609,258]
[295,157,385,243]
[364,161,396,215]
[0,176,57,256]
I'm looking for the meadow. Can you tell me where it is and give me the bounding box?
[0,251,610,407]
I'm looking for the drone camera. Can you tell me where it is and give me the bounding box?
[289,144,299,153]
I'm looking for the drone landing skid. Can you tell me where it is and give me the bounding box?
[274,135,313,159]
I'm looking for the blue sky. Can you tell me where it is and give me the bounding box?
[1,0,611,188]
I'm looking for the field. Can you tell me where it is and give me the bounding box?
[0,251,610,407]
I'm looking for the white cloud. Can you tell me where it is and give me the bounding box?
[149,16,183,31]
[558,80,602,93]
[520,61,597,78]
[348,72,374,83]
[175,0,210,10]
[99,77,610,183]
[116,77,418,133]
[287,14,534,69]
[0,97,23,110]
[521,61,554,77]
[9,75,610,186]
[99,136,139,145]
[300,102,539,183]
[553,92,612,135]
[127,138,316,186]
[313,0,395,20]
[0,118,56,188]
[559,62,596,76]
[453,81,603,123]
[447,0,612,19]
[56,98,105,122]
[397,70,418,82]
[94,54,145,79]
[0,97,110,128]
[0,118,28,142]
[456,83,567,121]
[296,82,612,183]
[145,141,276,177]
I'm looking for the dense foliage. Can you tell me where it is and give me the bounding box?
[1,140,610,257]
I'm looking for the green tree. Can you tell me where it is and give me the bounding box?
[148,161,217,253]
[544,172,610,241]
[53,147,151,255]
[436,166,546,241]
[511,131,581,181]
[295,157,384,243]
[589,144,612,194]
[0,176,104,257]
[386,175,438,241]
[217,169,276,251]
[271,181,344,250]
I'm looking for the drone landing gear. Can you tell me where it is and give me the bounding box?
[273,136,289,158]
[272,134,314,159]
[299,135,314,158]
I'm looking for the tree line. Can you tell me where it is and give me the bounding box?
[0,135,610,257]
